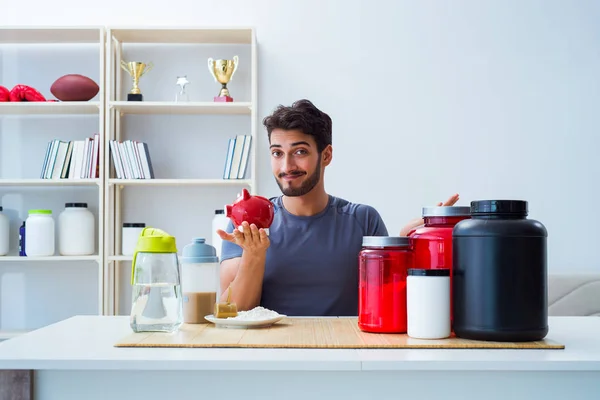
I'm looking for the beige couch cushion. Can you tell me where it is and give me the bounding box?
[548,273,600,316]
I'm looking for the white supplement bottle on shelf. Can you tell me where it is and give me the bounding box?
[25,209,55,257]
[122,223,145,256]
[407,268,451,339]
[211,209,229,259]
[58,203,95,256]
[0,206,9,256]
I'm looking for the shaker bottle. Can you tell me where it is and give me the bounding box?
[130,227,183,333]
[180,238,220,323]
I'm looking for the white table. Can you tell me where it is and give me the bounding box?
[0,316,599,400]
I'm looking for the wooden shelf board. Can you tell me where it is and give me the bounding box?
[109,179,252,186]
[110,101,251,115]
[0,27,103,44]
[0,179,100,187]
[0,102,100,115]
[109,27,253,44]
[0,255,100,262]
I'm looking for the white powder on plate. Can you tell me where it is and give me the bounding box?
[226,306,281,321]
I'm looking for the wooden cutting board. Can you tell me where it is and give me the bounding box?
[114,317,564,349]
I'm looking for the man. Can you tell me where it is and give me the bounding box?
[217,99,458,316]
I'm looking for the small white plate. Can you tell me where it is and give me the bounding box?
[204,314,286,329]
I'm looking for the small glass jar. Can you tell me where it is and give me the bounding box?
[122,223,145,256]
[358,236,413,333]
[25,209,55,257]
[58,203,95,256]
[407,268,451,339]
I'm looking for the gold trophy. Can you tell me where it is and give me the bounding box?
[120,61,153,101]
[207,56,238,102]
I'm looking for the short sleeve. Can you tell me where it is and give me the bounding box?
[360,205,388,236]
[220,220,242,263]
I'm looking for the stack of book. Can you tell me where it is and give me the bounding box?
[223,134,252,179]
[109,139,154,179]
[40,134,100,179]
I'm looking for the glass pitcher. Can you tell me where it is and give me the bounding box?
[130,227,183,333]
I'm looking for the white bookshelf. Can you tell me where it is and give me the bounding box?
[107,178,252,186]
[104,26,257,316]
[0,179,100,187]
[110,101,252,115]
[0,101,101,115]
[0,26,106,339]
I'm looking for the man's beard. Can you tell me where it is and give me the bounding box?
[276,158,322,197]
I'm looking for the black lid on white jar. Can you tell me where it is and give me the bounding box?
[65,203,88,208]
[408,268,450,276]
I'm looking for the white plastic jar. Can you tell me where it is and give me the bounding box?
[59,203,95,256]
[25,209,55,257]
[407,268,451,339]
[122,223,145,256]
[0,206,9,256]
[211,209,229,259]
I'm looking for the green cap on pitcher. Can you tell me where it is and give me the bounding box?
[131,227,177,285]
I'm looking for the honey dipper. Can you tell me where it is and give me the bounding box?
[214,286,238,318]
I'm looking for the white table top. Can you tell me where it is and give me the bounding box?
[0,316,598,372]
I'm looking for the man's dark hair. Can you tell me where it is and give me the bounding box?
[263,99,332,153]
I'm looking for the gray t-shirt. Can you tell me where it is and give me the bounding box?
[220,195,388,316]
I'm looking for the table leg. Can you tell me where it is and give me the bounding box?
[0,370,33,400]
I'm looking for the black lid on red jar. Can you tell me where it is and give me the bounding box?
[362,236,410,247]
[422,206,470,217]
[471,200,528,216]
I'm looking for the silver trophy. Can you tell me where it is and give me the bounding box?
[175,76,190,102]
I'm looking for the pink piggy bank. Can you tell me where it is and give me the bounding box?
[225,188,275,230]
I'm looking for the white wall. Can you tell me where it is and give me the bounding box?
[0,0,598,289]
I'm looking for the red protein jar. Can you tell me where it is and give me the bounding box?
[408,206,471,318]
[358,237,413,333]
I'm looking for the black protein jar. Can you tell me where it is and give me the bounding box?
[452,200,548,342]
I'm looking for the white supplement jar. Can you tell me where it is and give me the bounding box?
[211,209,229,259]
[122,223,145,256]
[25,209,55,257]
[58,203,95,256]
[407,268,451,339]
[0,206,9,256]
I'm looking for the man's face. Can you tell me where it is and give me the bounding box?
[269,129,326,197]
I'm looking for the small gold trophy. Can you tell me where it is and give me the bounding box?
[207,55,239,102]
[120,61,153,101]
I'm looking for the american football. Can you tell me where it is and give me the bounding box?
[50,74,99,101]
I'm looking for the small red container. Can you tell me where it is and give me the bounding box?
[358,237,413,333]
[408,206,471,319]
